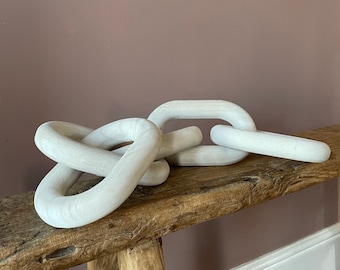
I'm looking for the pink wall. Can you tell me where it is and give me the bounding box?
[1,1,339,269]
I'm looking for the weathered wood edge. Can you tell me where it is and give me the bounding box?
[1,125,340,269]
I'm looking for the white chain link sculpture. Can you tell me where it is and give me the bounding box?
[34,100,331,228]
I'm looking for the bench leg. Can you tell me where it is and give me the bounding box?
[87,238,164,270]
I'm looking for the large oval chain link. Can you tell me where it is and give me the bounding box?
[34,118,164,228]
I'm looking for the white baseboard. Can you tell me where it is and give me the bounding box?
[232,223,340,270]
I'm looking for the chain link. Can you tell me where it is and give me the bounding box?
[34,100,331,228]
[211,125,330,163]
[148,100,257,165]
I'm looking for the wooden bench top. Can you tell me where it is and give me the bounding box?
[1,125,340,269]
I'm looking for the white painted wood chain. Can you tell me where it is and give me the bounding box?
[34,100,331,228]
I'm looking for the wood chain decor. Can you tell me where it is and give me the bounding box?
[33,100,331,229]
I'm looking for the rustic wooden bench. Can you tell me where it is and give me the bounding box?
[1,124,339,269]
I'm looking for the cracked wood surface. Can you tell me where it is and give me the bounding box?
[1,125,340,269]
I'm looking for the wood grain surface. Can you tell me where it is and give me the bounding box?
[1,125,339,269]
